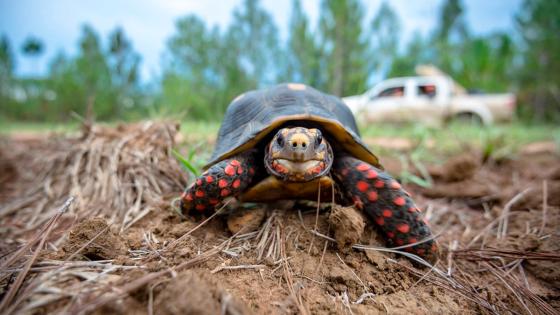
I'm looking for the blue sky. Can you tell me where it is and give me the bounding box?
[0,0,521,82]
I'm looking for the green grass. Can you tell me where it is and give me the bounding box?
[180,121,220,136]
[3,119,557,164]
[4,119,557,187]
[361,121,559,157]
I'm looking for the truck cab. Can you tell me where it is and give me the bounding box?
[343,76,515,125]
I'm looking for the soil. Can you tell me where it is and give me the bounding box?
[1,122,559,315]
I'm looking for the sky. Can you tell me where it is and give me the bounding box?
[0,0,522,82]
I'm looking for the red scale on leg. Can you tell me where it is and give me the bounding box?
[356,163,370,171]
[393,196,406,207]
[196,179,203,186]
[397,223,410,234]
[224,165,236,176]
[366,169,378,179]
[374,180,384,188]
[232,179,241,189]
[218,179,228,188]
[220,189,230,197]
[206,176,214,183]
[367,191,378,201]
[356,181,369,192]
[237,166,244,174]
[382,209,393,218]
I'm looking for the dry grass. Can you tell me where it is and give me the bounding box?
[0,121,188,313]
[1,121,558,314]
[0,121,187,234]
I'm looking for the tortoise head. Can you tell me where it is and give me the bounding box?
[265,127,333,182]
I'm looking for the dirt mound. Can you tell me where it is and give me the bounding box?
[0,121,187,234]
[428,153,479,182]
[328,205,366,250]
[60,217,127,261]
[1,123,559,315]
[155,270,250,315]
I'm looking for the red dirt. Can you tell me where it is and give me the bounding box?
[1,123,559,314]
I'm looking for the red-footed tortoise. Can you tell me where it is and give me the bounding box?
[180,83,437,261]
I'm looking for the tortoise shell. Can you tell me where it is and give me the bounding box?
[205,83,379,169]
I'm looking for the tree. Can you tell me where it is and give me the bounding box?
[516,0,560,122]
[0,36,15,115]
[0,36,15,92]
[281,0,324,88]
[369,2,401,76]
[435,0,468,43]
[387,31,430,78]
[319,0,370,96]
[432,0,470,77]
[457,33,514,92]
[21,36,44,74]
[0,36,15,77]
[163,15,255,120]
[228,0,281,85]
[107,27,141,112]
[45,25,117,120]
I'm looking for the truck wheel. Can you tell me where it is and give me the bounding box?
[453,112,483,125]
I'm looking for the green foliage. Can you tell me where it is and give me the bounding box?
[229,0,281,84]
[21,36,44,57]
[160,14,256,120]
[388,0,518,95]
[172,148,200,177]
[281,0,324,88]
[369,2,401,75]
[319,0,369,96]
[515,0,560,122]
[0,36,15,105]
[2,25,142,121]
[3,0,560,123]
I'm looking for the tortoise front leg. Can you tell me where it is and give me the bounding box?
[180,151,259,214]
[332,156,437,260]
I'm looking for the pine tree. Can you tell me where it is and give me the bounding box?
[319,0,370,96]
[282,0,324,89]
[516,0,560,121]
[369,2,401,76]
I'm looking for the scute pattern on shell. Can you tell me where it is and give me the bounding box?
[208,84,375,167]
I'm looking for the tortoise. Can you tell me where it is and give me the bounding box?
[180,83,437,260]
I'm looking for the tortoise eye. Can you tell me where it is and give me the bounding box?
[315,130,323,146]
[276,133,285,147]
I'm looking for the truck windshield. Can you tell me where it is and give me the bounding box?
[377,86,404,98]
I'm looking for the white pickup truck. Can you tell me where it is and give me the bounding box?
[343,76,516,125]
